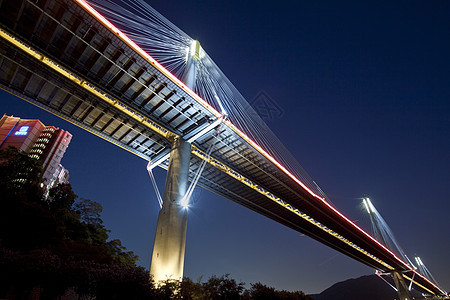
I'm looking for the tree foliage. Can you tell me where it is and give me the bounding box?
[0,147,143,298]
[0,146,43,201]
[248,282,311,300]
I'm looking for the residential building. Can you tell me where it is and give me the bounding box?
[0,114,72,191]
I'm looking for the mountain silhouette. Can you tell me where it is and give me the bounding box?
[309,274,425,300]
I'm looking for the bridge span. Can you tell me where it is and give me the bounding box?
[0,0,446,297]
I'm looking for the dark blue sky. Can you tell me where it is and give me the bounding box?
[1,0,449,294]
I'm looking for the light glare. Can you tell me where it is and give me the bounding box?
[363,198,371,214]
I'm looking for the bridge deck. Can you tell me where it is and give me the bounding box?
[0,0,444,295]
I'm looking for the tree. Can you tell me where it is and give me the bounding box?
[0,146,43,201]
[47,182,77,212]
[181,277,205,300]
[74,198,109,246]
[249,282,312,300]
[106,239,139,266]
[0,147,144,298]
[203,274,245,300]
[74,198,103,225]
[73,198,138,265]
[249,282,277,299]
[155,279,181,300]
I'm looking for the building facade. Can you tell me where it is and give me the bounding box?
[0,114,72,191]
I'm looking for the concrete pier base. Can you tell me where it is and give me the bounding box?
[150,137,191,284]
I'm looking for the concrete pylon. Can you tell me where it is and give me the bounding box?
[150,137,191,283]
[181,40,200,88]
[363,198,412,299]
[150,41,201,284]
[392,271,412,300]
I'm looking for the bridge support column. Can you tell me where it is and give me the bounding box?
[392,271,411,300]
[150,137,191,284]
[150,40,200,285]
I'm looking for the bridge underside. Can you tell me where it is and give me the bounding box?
[0,0,444,296]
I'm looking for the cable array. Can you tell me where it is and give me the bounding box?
[362,197,444,294]
[414,257,441,288]
[181,121,225,208]
[147,167,163,208]
[88,0,191,78]
[88,0,330,202]
[363,198,413,266]
[195,51,330,201]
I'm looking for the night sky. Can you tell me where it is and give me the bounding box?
[1,0,449,294]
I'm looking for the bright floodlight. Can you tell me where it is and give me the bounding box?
[363,198,371,214]
[180,195,189,209]
[415,256,424,266]
[363,197,375,214]
[189,40,201,60]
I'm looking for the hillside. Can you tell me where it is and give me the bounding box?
[309,274,425,300]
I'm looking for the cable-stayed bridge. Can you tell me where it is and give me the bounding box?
[0,0,446,298]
